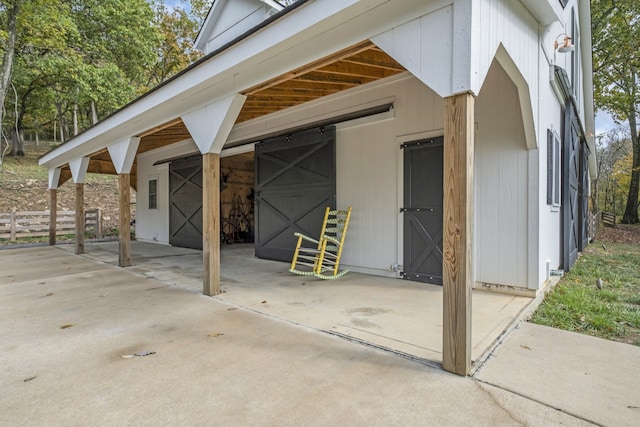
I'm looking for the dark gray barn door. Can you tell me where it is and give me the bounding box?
[255,126,336,262]
[579,139,590,251]
[402,137,443,285]
[169,155,203,250]
[562,103,580,270]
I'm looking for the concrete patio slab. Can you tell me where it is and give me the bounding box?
[59,241,532,365]
[475,322,640,427]
[0,246,591,426]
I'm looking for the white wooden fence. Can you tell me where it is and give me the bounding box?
[0,209,102,241]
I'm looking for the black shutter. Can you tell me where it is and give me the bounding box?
[547,129,554,205]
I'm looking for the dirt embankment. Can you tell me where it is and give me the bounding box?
[597,223,640,244]
[1,142,135,237]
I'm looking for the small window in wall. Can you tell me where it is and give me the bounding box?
[547,130,561,208]
[148,178,158,210]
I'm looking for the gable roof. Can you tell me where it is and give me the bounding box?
[194,0,285,53]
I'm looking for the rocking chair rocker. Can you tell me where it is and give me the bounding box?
[289,206,352,280]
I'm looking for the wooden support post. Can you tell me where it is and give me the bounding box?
[96,208,102,239]
[49,189,57,245]
[9,211,16,241]
[202,152,221,296]
[442,93,474,376]
[75,183,85,254]
[119,173,131,267]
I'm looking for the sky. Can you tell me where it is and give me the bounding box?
[595,111,628,136]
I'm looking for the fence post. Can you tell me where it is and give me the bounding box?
[10,211,16,241]
[96,208,102,239]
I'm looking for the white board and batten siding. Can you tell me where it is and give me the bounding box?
[136,139,199,244]
[228,73,446,277]
[475,61,530,289]
[197,0,274,55]
[336,115,397,276]
[136,67,535,289]
[470,0,540,98]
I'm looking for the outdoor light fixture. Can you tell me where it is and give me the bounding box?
[554,33,574,53]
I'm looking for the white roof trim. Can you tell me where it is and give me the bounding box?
[260,0,284,12]
[69,157,90,184]
[519,0,561,25]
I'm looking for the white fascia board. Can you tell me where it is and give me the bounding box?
[259,0,283,12]
[519,0,561,25]
[39,0,450,170]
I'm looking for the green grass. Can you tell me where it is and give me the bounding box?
[531,240,640,346]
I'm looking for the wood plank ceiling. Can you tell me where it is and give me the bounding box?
[60,41,406,186]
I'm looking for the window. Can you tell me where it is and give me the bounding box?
[547,130,561,208]
[559,0,568,8]
[148,178,158,210]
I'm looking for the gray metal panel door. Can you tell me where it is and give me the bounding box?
[579,139,590,251]
[402,137,443,285]
[255,126,336,262]
[169,155,203,250]
[562,102,580,270]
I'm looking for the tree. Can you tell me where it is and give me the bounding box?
[148,1,202,87]
[0,0,23,159]
[594,128,632,215]
[592,128,629,211]
[1,0,162,155]
[592,0,640,223]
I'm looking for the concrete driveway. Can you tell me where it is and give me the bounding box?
[1,246,590,426]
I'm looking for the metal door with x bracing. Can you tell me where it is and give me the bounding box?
[562,102,581,271]
[402,137,443,285]
[255,126,336,262]
[169,155,203,250]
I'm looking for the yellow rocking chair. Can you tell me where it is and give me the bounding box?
[289,206,352,280]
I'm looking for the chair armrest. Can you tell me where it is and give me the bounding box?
[322,235,341,245]
[294,232,320,245]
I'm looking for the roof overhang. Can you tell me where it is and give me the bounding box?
[519,0,562,25]
[41,0,456,173]
[578,0,596,178]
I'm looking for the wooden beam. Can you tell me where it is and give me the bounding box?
[202,152,221,296]
[75,183,84,254]
[442,93,474,376]
[290,72,374,86]
[342,50,406,71]
[59,168,72,187]
[137,118,184,138]
[87,158,117,175]
[315,61,399,79]
[119,173,131,267]
[244,40,374,95]
[244,99,303,107]
[260,80,354,93]
[247,94,324,102]
[49,189,57,246]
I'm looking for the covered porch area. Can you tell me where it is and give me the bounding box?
[61,241,533,367]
